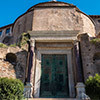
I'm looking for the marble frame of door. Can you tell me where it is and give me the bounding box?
[34,48,75,98]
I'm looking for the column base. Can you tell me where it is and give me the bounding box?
[76,82,85,100]
[24,82,33,98]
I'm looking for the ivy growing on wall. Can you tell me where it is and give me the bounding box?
[17,33,30,47]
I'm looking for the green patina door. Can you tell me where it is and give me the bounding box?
[40,54,69,98]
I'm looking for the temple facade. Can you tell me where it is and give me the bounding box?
[0,1,100,100]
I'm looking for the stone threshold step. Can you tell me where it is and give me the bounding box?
[28,98,77,100]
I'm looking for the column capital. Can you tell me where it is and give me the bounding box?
[73,40,79,45]
[30,39,35,47]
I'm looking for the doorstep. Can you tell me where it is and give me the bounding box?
[28,98,77,100]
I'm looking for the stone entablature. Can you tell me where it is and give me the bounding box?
[29,30,79,42]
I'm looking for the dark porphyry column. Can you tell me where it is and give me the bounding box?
[74,42,84,82]
[26,39,35,97]
[74,41,86,99]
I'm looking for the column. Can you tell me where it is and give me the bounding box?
[74,42,84,82]
[74,42,85,99]
[24,39,35,98]
[67,51,75,97]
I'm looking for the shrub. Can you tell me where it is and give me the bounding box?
[85,74,100,100]
[0,77,24,100]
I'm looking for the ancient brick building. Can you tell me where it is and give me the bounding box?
[0,1,100,100]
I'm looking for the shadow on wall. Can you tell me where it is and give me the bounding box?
[6,53,17,64]
[5,50,28,83]
[2,36,14,45]
[93,52,100,74]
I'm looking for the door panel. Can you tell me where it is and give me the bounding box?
[41,55,52,97]
[40,54,69,98]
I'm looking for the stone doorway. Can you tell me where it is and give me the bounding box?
[34,49,75,98]
[40,54,69,98]
[27,30,79,98]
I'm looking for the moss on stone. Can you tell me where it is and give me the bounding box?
[0,43,8,48]
[90,38,100,44]
[9,44,17,47]
[0,33,30,49]
[0,43,18,48]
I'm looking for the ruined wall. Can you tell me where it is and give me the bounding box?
[79,33,100,81]
[0,47,28,82]
[0,25,13,43]
[0,60,16,78]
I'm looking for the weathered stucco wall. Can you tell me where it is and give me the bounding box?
[0,1,97,44]
[32,8,83,32]
[79,33,100,81]
[81,14,96,37]
[32,7,96,37]
[0,47,28,82]
[13,11,33,43]
[7,2,96,44]
[90,17,100,35]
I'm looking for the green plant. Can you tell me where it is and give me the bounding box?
[18,33,30,47]
[85,74,100,100]
[0,77,24,100]
[9,44,17,47]
[0,43,8,48]
[90,38,100,44]
[0,43,17,48]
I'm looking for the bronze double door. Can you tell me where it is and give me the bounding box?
[40,54,69,98]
